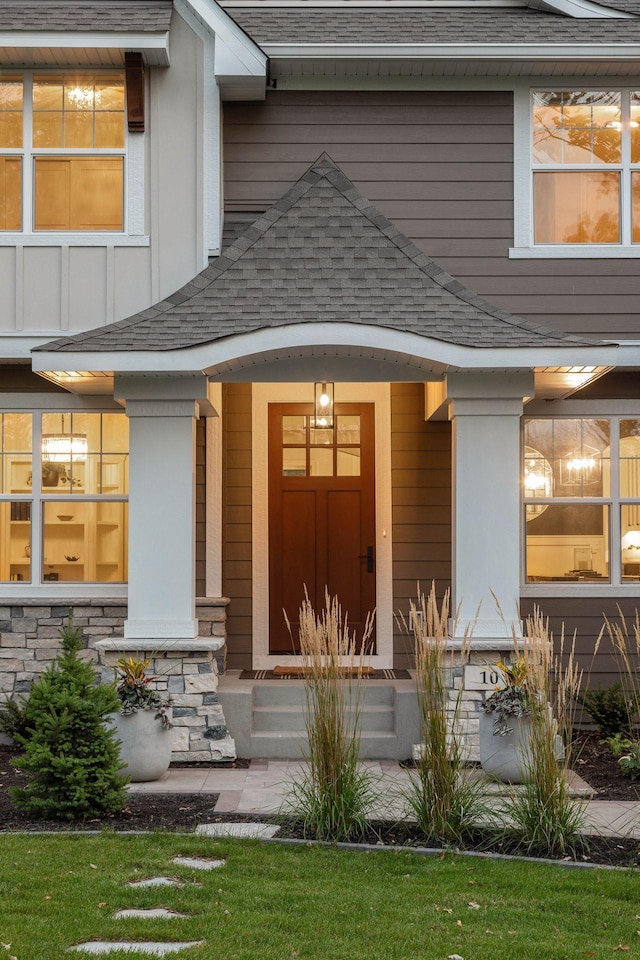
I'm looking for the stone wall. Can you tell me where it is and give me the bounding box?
[0,597,235,762]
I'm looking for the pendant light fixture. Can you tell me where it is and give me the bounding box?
[313,382,334,430]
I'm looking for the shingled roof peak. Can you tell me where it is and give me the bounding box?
[35,154,599,355]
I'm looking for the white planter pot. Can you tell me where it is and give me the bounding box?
[479,710,533,784]
[111,708,173,782]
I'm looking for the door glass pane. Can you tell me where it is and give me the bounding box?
[337,415,360,444]
[620,420,640,496]
[283,448,306,477]
[525,503,609,582]
[310,448,333,477]
[337,448,360,477]
[282,416,305,445]
[534,171,620,244]
[0,501,31,582]
[310,424,333,446]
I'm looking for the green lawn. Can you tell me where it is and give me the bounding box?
[0,834,638,960]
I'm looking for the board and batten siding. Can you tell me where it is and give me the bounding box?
[222,383,253,671]
[0,10,206,338]
[224,89,640,341]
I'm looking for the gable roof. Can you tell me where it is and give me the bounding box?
[0,1,173,33]
[36,155,595,356]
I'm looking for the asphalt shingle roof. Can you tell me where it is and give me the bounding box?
[0,1,173,33]
[37,156,594,356]
[225,7,640,42]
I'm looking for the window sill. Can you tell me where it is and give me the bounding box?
[0,234,150,247]
[521,582,640,597]
[510,245,640,259]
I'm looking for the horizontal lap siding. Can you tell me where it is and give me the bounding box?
[224,90,640,339]
[520,597,639,695]
[222,383,253,671]
[391,383,452,669]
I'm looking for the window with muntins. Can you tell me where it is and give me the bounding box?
[0,72,126,233]
[532,90,640,247]
[0,412,128,585]
[523,417,640,584]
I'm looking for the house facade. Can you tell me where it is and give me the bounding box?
[1,0,640,759]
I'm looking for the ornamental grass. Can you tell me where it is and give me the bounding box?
[398,583,490,844]
[284,589,377,841]
[500,608,586,858]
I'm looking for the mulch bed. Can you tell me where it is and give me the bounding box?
[0,745,220,832]
[1,738,639,867]
[573,732,640,801]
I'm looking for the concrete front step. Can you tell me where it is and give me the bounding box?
[252,703,396,733]
[218,672,420,760]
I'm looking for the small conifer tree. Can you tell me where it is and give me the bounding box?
[11,612,127,820]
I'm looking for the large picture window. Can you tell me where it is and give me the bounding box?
[523,417,640,584]
[0,72,125,233]
[532,90,640,246]
[0,411,128,585]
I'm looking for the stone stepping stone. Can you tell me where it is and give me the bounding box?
[113,909,190,921]
[128,878,189,890]
[68,942,203,956]
[195,822,280,839]
[171,856,226,871]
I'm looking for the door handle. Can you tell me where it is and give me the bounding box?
[357,546,374,574]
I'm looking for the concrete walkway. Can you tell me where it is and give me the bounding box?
[128,760,640,839]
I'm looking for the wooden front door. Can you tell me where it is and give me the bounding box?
[268,402,376,654]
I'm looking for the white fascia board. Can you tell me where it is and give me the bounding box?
[524,0,633,17]
[264,42,640,59]
[0,335,64,359]
[30,323,640,376]
[181,0,267,77]
[0,31,171,66]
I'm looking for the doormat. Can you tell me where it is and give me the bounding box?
[239,668,411,680]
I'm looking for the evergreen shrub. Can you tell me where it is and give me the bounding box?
[11,613,128,820]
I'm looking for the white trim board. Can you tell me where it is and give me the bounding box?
[251,382,393,670]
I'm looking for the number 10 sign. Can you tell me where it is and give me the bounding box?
[463,665,504,691]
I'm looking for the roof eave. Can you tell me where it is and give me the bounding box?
[0,30,171,67]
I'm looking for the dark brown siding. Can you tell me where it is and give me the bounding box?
[222,382,253,671]
[391,383,452,668]
[0,364,68,392]
[196,416,206,598]
[520,597,640,694]
[224,90,640,341]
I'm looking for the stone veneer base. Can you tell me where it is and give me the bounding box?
[0,597,235,762]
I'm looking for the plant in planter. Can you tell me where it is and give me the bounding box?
[111,657,173,783]
[479,657,533,783]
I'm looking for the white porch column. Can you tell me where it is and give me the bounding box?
[115,375,211,642]
[447,373,534,644]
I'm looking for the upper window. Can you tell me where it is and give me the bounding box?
[0,72,126,233]
[532,90,640,247]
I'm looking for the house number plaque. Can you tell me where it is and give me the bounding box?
[463,665,503,691]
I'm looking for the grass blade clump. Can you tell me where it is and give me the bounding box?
[501,609,586,858]
[398,584,489,845]
[284,589,376,842]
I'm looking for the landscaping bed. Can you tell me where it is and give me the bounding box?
[0,744,219,832]
[1,738,638,868]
